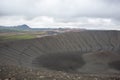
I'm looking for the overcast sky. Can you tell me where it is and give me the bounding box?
[0,0,120,30]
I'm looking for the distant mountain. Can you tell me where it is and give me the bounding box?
[0,24,86,32]
[0,24,60,32]
[13,24,30,30]
[0,24,31,32]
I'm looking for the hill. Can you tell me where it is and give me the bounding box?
[0,24,30,32]
[0,30,120,74]
[13,24,30,30]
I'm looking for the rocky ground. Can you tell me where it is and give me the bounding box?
[0,65,120,80]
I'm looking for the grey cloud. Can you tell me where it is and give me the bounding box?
[0,0,120,19]
[103,0,120,4]
[0,0,120,29]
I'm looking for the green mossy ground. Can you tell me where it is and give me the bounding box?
[0,34,35,42]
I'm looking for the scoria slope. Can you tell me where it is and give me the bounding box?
[0,30,120,74]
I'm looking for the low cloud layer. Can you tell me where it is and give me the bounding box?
[0,0,120,29]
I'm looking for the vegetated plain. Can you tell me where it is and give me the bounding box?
[0,31,46,42]
[0,24,49,42]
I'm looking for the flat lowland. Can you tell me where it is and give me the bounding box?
[0,30,120,79]
[0,31,46,42]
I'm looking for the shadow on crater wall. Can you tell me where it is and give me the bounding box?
[109,60,120,71]
[32,52,86,73]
